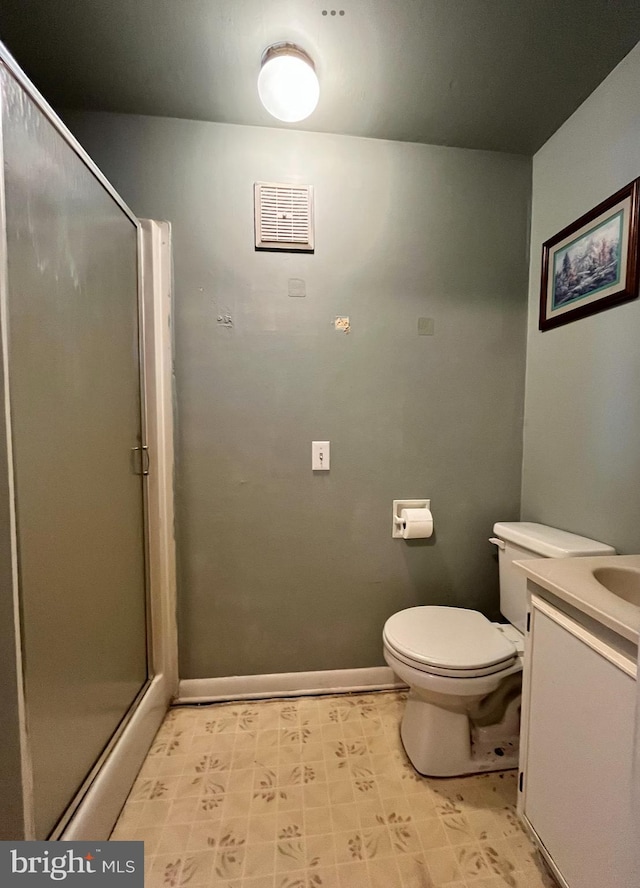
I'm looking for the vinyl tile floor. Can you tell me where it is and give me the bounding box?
[111,691,557,888]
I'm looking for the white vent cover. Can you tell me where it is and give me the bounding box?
[254,182,314,252]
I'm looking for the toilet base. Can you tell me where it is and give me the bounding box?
[400,688,520,777]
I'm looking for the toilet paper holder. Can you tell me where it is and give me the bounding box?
[392,499,430,538]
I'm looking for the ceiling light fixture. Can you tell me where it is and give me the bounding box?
[258,43,320,123]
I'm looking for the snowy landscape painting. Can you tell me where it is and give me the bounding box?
[552,213,622,308]
[539,179,640,331]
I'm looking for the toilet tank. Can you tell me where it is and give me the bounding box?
[491,522,615,634]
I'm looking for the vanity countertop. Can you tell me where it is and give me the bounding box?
[515,554,640,644]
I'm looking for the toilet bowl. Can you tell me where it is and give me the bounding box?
[383,522,616,777]
[383,606,524,776]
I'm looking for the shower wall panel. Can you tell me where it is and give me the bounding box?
[1,66,148,839]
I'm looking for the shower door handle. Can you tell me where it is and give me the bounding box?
[131,445,150,476]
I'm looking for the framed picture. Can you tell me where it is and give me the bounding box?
[539,178,640,330]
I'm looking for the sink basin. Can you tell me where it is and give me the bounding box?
[592,566,640,607]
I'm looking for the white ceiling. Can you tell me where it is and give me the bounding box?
[1,0,639,154]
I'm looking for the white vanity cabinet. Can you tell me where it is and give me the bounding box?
[518,592,637,888]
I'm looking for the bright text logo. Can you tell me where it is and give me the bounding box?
[1,842,143,886]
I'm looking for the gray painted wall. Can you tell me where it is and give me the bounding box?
[521,43,640,553]
[63,111,531,678]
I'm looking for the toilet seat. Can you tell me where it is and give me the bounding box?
[383,606,517,679]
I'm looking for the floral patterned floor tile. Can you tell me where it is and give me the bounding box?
[111,691,554,888]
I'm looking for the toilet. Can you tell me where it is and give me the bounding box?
[383,522,615,777]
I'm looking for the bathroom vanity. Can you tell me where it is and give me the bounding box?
[516,555,640,888]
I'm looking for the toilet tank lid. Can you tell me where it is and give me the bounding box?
[493,522,616,558]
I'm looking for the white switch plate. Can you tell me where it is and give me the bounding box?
[312,441,330,471]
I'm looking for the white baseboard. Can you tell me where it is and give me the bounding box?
[176,666,406,704]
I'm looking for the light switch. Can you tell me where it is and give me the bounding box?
[312,441,330,471]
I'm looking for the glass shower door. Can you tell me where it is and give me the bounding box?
[1,66,149,839]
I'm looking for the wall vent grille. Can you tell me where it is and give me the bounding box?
[254,182,314,252]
